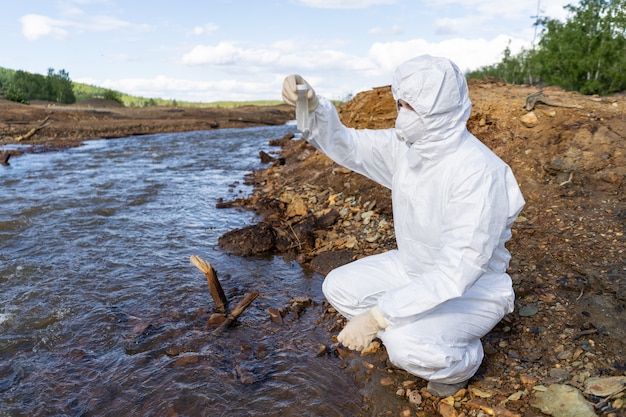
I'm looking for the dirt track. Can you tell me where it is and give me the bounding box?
[1,85,625,416]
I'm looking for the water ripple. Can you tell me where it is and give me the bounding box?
[0,126,370,416]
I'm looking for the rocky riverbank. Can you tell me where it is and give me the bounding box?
[2,84,624,416]
[219,82,626,416]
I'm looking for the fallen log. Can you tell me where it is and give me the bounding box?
[524,91,583,111]
[15,116,52,142]
[190,255,228,313]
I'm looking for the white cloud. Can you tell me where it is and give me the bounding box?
[20,10,139,41]
[368,34,528,73]
[297,0,396,8]
[77,75,282,102]
[20,14,69,40]
[192,22,219,36]
[182,42,243,65]
[182,41,288,67]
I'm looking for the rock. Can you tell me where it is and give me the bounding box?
[407,389,422,406]
[519,111,539,128]
[285,195,308,217]
[0,151,10,166]
[380,377,394,386]
[259,150,275,163]
[583,376,626,397]
[314,209,340,229]
[531,384,597,417]
[267,307,283,324]
[548,367,570,382]
[438,402,457,417]
[518,305,539,316]
[217,222,276,255]
[470,387,493,398]
[309,250,356,275]
[467,398,521,417]
[268,132,295,146]
[207,313,227,325]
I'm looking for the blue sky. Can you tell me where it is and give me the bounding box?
[1,0,575,103]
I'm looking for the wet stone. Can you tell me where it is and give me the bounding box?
[518,305,539,317]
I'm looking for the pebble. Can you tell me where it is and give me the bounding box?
[548,367,570,382]
[438,402,457,417]
[407,389,422,406]
[519,111,539,128]
[380,377,394,386]
[518,305,539,316]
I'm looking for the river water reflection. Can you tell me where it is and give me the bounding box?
[0,126,365,416]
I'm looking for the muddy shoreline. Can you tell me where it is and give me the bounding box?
[0,98,294,155]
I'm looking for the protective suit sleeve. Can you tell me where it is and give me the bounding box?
[306,97,400,189]
[378,165,516,325]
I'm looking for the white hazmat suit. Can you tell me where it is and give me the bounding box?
[282,55,525,388]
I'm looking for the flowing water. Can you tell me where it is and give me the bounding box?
[0,126,371,416]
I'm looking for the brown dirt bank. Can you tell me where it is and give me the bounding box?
[223,82,626,416]
[0,97,293,154]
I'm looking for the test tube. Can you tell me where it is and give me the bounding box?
[296,84,309,132]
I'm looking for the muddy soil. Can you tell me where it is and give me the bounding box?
[0,97,293,154]
[1,84,625,416]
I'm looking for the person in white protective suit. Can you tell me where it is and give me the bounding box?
[281,55,525,398]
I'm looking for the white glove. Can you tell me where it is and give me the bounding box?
[282,74,319,111]
[337,306,387,351]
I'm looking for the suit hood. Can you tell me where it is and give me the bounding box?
[392,55,472,144]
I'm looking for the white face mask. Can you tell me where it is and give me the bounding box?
[395,107,424,144]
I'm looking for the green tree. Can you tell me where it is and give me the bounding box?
[12,70,50,101]
[533,0,626,95]
[4,83,29,104]
[47,68,76,104]
[467,43,537,85]
[102,89,124,105]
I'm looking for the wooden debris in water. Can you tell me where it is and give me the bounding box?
[190,255,228,313]
[190,255,259,342]
[208,291,259,341]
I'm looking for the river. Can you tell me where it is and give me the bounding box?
[0,126,373,416]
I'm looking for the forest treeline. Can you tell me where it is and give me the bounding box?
[1,0,624,107]
[467,0,626,95]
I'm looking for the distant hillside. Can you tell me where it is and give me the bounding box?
[0,66,282,108]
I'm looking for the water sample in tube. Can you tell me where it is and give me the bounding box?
[296,84,310,132]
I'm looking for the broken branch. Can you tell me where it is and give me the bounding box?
[15,116,52,142]
[190,255,228,313]
[208,291,259,339]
